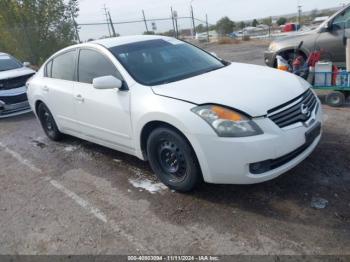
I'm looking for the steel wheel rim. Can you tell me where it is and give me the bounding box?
[157,139,187,182]
[43,110,54,132]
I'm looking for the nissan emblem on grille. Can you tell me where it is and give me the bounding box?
[267,89,318,128]
[301,103,311,119]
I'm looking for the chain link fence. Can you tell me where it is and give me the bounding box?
[77,16,211,42]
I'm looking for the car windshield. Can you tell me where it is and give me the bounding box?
[0,55,23,71]
[109,39,226,86]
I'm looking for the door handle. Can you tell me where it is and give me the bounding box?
[75,94,84,102]
[42,86,49,92]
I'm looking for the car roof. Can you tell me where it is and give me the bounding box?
[91,35,174,48]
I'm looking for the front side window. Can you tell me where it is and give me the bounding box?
[109,39,226,86]
[0,55,22,72]
[332,8,350,29]
[78,49,121,84]
[51,51,76,81]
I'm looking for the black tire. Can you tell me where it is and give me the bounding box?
[146,127,202,192]
[325,91,345,107]
[37,103,63,141]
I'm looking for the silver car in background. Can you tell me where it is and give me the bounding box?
[0,52,35,118]
[265,4,350,68]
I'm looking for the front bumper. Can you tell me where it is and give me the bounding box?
[191,102,323,184]
[0,86,32,118]
[264,51,276,68]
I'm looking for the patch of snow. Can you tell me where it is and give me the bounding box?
[311,197,329,209]
[129,178,168,194]
[64,146,78,152]
[113,159,122,163]
[35,136,46,142]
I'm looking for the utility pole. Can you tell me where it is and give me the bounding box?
[103,5,111,37]
[206,14,209,42]
[142,10,149,33]
[297,1,302,28]
[173,10,179,38]
[190,0,196,38]
[170,7,176,38]
[71,12,81,43]
[108,11,117,37]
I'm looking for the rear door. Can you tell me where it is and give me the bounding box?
[73,48,133,153]
[315,7,350,65]
[42,49,77,131]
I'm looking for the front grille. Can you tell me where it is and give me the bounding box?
[0,73,34,91]
[268,89,317,128]
[0,93,28,104]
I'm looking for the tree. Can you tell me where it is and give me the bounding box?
[143,31,155,35]
[161,29,175,37]
[195,24,206,33]
[252,19,259,27]
[311,9,318,19]
[0,0,79,65]
[277,17,287,26]
[261,17,272,26]
[216,17,235,36]
[239,21,246,29]
[208,24,216,31]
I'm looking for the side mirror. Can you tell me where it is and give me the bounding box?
[93,75,123,90]
[23,62,30,67]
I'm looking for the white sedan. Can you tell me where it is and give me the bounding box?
[27,35,322,191]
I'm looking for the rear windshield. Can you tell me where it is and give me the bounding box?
[0,55,23,72]
[109,39,226,86]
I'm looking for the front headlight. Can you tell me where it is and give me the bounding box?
[268,42,279,52]
[192,105,263,137]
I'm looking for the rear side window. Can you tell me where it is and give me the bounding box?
[78,49,122,84]
[45,60,52,77]
[51,51,76,81]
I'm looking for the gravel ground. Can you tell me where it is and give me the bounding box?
[0,40,349,256]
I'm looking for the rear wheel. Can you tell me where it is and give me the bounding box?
[37,103,63,141]
[325,91,345,107]
[146,127,201,192]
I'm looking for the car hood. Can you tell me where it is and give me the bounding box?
[151,63,310,117]
[0,67,35,80]
[274,29,317,43]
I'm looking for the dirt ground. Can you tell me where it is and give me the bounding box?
[0,40,349,256]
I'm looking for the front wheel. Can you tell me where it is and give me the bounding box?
[146,127,202,192]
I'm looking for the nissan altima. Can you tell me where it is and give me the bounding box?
[27,35,322,191]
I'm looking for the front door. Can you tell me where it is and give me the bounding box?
[74,48,133,153]
[316,7,350,65]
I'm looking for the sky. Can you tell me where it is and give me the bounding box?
[77,0,349,40]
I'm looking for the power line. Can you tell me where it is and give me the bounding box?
[77,17,210,26]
